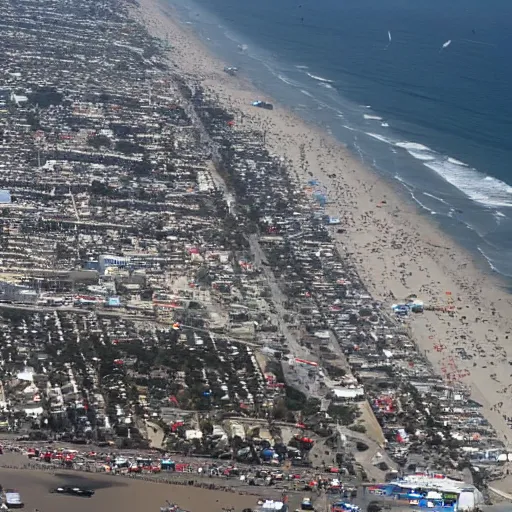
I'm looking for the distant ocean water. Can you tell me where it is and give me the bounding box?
[167,0,512,281]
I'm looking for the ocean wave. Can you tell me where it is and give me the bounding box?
[423,192,450,205]
[394,178,435,214]
[381,122,389,127]
[300,89,313,97]
[395,142,512,207]
[411,193,437,215]
[493,211,505,225]
[422,193,448,206]
[367,132,512,208]
[295,65,309,70]
[447,157,468,167]
[319,82,334,90]
[424,161,512,208]
[478,247,500,274]
[363,114,383,121]
[394,174,415,191]
[395,142,431,151]
[276,73,297,86]
[366,132,393,144]
[407,150,436,162]
[306,72,334,83]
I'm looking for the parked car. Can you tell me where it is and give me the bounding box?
[50,487,95,497]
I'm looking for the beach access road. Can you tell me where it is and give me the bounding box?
[247,234,308,360]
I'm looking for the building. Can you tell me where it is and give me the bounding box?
[367,473,485,511]
[99,255,130,273]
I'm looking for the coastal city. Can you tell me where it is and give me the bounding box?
[0,0,510,511]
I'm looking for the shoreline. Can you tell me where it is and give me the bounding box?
[143,0,510,292]
[158,0,512,289]
[132,0,512,444]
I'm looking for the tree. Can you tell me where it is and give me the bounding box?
[327,404,358,425]
[285,386,306,411]
[115,140,144,154]
[272,399,288,420]
[88,135,111,149]
[28,87,63,107]
[303,398,321,417]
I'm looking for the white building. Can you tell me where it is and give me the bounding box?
[390,473,485,511]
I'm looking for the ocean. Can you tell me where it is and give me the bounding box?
[167,0,512,280]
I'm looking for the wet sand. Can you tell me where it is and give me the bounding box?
[0,466,257,512]
[132,0,512,445]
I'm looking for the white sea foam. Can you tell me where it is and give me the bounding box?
[381,122,389,127]
[368,133,512,208]
[406,150,435,162]
[410,192,436,214]
[306,72,334,83]
[300,89,313,97]
[424,160,512,207]
[395,142,431,151]
[319,83,334,90]
[295,65,309,70]
[363,114,383,120]
[395,176,438,214]
[447,157,468,167]
[423,192,450,205]
[366,132,393,144]
[477,247,500,273]
[277,74,296,86]
[493,211,505,225]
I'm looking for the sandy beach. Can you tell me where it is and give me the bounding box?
[0,467,257,512]
[0,446,307,512]
[132,0,512,444]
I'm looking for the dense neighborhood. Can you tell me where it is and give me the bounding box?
[0,0,510,511]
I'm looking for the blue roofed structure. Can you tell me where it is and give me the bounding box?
[0,190,11,203]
